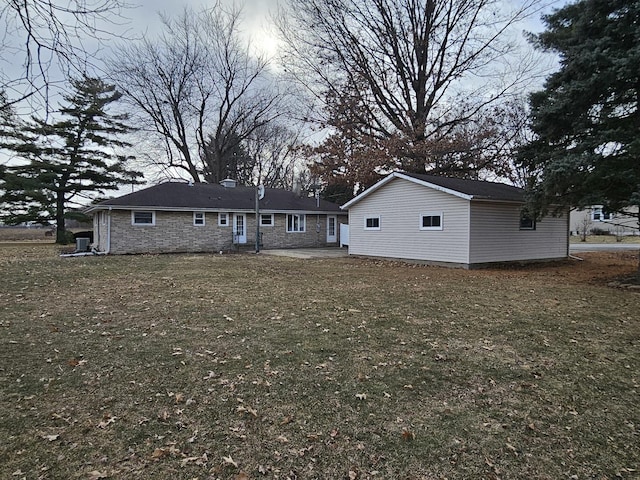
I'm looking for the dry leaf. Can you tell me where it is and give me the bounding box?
[97,415,116,429]
[223,455,238,468]
[401,429,415,441]
[87,470,108,479]
[151,448,168,460]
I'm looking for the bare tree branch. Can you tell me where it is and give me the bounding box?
[278,0,552,178]
[1,0,132,110]
[109,4,289,184]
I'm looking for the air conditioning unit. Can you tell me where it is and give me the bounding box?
[76,237,90,252]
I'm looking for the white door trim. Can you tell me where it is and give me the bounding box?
[326,215,337,243]
[233,213,247,244]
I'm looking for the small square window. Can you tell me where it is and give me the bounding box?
[260,214,274,226]
[519,214,536,230]
[193,212,205,226]
[420,213,443,230]
[219,213,229,226]
[364,216,380,230]
[132,211,155,225]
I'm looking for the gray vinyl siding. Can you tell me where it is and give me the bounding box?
[469,202,568,264]
[348,178,471,263]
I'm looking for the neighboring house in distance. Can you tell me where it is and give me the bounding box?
[341,172,569,268]
[85,179,346,254]
[570,206,639,237]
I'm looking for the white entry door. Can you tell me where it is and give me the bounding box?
[233,214,247,244]
[326,215,337,243]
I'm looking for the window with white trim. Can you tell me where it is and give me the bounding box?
[260,214,274,226]
[287,214,305,232]
[420,213,443,230]
[364,216,380,230]
[218,213,229,226]
[193,212,205,226]
[592,207,613,221]
[132,211,155,225]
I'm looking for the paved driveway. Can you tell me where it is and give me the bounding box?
[260,248,349,259]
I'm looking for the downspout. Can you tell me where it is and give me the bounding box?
[106,207,112,254]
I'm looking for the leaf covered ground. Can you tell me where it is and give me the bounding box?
[0,245,639,479]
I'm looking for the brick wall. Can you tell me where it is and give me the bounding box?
[104,210,347,254]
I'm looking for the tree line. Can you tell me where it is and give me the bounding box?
[1,0,638,246]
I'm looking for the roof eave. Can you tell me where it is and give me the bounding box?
[86,204,343,215]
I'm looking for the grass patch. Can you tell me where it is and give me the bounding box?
[570,235,640,244]
[1,246,639,479]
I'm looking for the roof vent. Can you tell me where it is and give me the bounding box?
[220,178,237,188]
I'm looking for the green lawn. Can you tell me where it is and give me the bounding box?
[1,245,638,479]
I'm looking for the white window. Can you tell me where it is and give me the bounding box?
[420,213,443,231]
[218,213,229,226]
[260,214,274,227]
[193,212,205,226]
[592,207,613,221]
[287,214,305,232]
[364,216,380,230]
[132,211,155,226]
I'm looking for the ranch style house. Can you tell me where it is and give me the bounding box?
[85,179,347,255]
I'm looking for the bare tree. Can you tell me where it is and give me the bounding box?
[109,4,287,184]
[241,123,306,189]
[278,0,548,177]
[0,0,130,109]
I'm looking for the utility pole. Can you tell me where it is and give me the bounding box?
[255,185,265,253]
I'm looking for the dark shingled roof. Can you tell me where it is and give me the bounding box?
[91,182,342,213]
[401,172,525,203]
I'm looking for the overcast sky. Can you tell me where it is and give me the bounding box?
[123,0,283,56]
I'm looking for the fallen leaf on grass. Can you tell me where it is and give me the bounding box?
[237,405,258,417]
[401,429,415,441]
[87,470,108,479]
[151,448,168,460]
[223,455,238,468]
[97,414,116,429]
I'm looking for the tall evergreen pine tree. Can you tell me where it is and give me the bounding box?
[519,0,640,220]
[0,76,142,243]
